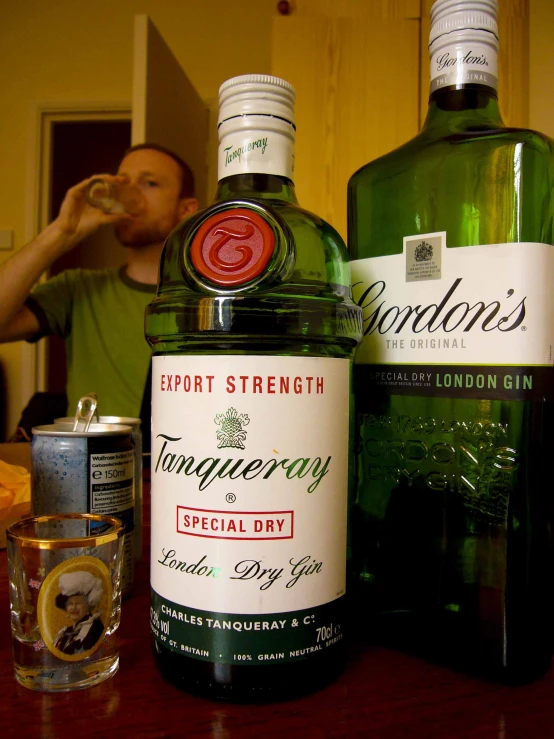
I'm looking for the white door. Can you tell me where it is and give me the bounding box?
[132,15,210,207]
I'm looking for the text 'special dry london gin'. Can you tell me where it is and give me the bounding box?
[146,75,362,700]
[348,0,554,682]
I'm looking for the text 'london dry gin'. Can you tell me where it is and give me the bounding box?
[348,0,554,682]
[146,75,362,700]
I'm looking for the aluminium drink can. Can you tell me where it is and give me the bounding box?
[31,422,135,594]
[56,415,143,562]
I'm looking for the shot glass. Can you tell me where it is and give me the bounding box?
[85,178,144,215]
[7,513,124,692]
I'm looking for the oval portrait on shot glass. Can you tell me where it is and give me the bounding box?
[37,556,113,662]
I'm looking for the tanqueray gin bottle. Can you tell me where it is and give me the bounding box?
[146,75,362,700]
[348,0,554,682]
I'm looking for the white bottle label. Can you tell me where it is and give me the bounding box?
[430,41,498,93]
[351,234,554,368]
[218,128,294,180]
[150,354,350,664]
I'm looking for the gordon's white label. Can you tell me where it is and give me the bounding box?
[351,233,554,367]
[151,355,350,615]
[218,129,294,180]
[430,41,498,92]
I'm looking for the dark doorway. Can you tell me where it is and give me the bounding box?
[47,119,132,397]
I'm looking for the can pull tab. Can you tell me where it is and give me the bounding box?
[72,393,98,432]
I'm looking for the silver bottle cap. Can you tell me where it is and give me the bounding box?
[218,74,296,128]
[430,0,498,46]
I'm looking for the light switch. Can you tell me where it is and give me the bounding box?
[0,230,14,250]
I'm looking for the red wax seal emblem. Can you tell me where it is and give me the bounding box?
[190,208,275,286]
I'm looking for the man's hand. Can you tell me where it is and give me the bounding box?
[52,174,132,252]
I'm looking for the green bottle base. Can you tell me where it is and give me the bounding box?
[152,639,347,702]
[349,580,553,686]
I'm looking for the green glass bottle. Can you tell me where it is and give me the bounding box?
[348,0,554,682]
[146,75,362,700]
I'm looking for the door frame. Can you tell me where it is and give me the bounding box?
[22,102,131,405]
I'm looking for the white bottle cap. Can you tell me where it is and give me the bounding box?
[430,0,498,46]
[218,74,296,128]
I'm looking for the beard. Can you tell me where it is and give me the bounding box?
[114,219,171,247]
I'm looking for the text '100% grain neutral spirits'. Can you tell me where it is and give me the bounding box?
[146,74,363,701]
[348,0,554,683]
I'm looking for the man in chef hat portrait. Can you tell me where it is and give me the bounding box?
[54,570,105,655]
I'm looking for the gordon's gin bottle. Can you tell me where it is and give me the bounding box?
[348,0,554,682]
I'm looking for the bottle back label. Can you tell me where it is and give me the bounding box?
[150,354,349,664]
[351,234,554,400]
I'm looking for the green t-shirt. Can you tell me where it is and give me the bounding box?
[26,267,155,418]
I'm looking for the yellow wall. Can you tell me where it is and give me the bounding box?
[529,0,554,137]
[0,0,277,437]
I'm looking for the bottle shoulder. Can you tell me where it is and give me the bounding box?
[223,196,348,248]
[149,195,363,345]
[349,124,554,188]
[348,123,554,256]
[266,199,349,257]
[167,196,350,267]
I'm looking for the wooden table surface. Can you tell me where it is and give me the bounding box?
[1,478,554,738]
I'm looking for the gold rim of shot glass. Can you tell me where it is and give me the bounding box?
[7,513,124,548]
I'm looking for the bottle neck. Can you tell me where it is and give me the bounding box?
[424,28,503,131]
[215,172,298,204]
[423,85,504,131]
[216,114,297,202]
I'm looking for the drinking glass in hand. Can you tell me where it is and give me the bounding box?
[85,178,144,215]
[7,513,124,692]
